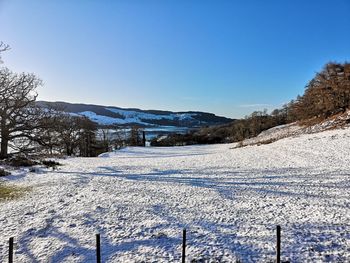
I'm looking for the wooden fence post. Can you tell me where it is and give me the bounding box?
[96,234,101,263]
[182,229,186,263]
[9,237,14,263]
[276,225,281,263]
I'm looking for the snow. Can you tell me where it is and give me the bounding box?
[78,111,150,126]
[1,128,350,262]
[76,108,197,126]
[76,109,197,126]
[106,108,196,122]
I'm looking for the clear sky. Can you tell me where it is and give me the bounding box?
[0,0,349,118]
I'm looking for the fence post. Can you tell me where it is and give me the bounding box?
[182,228,186,263]
[96,234,101,263]
[9,237,14,263]
[276,225,281,263]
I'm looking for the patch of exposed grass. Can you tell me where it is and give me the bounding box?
[0,184,29,201]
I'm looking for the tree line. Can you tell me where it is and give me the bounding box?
[289,62,350,120]
[152,62,350,146]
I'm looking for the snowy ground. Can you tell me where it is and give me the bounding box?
[1,128,350,262]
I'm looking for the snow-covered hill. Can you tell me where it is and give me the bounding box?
[37,101,233,127]
[1,127,350,262]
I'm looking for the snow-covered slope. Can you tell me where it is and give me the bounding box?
[37,101,233,127]
[241,109,350,147]
[106,108,196,122]
[1,128,350,262]
[79,109,197,126]
[78,111,151,126]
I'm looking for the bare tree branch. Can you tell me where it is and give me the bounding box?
[0,42,10,63]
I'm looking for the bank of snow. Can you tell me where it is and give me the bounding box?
[242,109,350,147]
[0,128,350,262]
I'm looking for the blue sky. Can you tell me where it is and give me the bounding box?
[0,0,349,118]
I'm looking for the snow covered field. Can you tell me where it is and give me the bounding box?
[1,128,350,262]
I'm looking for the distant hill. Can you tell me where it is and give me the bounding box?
[37,101,234,128]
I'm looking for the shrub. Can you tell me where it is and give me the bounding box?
[41,160,61,168]
[9,156,39,167]
[41,160,61,167]
[0,168,10,177]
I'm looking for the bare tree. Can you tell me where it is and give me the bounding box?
[0,67,43,158]
[98,128,112,153]
[47,113,98,156]
[77,116,98,157]
[129,126,141,146]
[54,114,81,156]
[0,42,10,63]
[31,109,67,155]
[109,126,126,150]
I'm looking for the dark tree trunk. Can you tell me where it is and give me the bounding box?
[66,144,71,156]
[142,131,146,147]
[0,134,8,159]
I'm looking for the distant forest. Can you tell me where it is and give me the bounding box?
[152,62,350,146]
